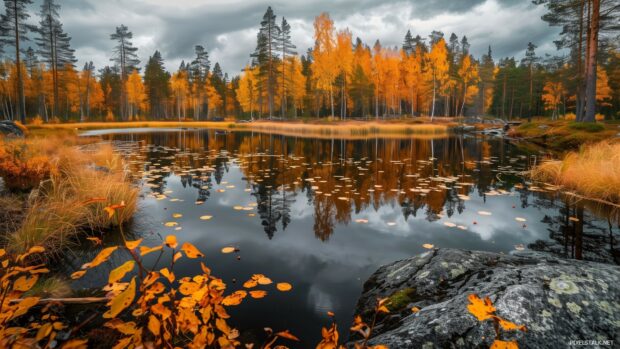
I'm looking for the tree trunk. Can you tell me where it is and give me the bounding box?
[584,0,599,122]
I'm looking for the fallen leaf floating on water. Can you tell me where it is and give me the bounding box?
[514,244,525,251]
[108,260,135,284]
[200,215,213,220]
[478,211,492,216]
[181,242,204,258]
[422,244,434,249]
[276,283,292,292]
[444,222,456,228]
[233,206,244,210]
[164,221,178,227]
[386,222,396,226]
[515,217,527,222]
[569,217,580,222]
[172,213,182,218]
[221,246,236,254]
[355,218,369,224]
[249,290,267,299]
[125,239,142,250]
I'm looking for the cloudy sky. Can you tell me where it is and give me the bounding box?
[20,0,560,76]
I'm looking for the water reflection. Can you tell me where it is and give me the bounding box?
[81,129,620,346]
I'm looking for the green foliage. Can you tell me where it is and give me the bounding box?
[568,122,605,133]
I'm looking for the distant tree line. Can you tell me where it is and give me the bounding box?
[0,0,617,123]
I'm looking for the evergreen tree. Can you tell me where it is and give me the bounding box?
[521,42,540,121]
[36,0,76,121]
[279,17,296,117]
[110,24,140,120]
[403,30,414,56]
[99,66,122,119]
[251,6,280,118]
[189,45,210,120]
[144,50,170,119]
[0,0,35,123]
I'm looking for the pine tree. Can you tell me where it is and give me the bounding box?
[110,25,140,120]
[189,45,210,120]
[403,30,415,56]
[35,0,76,121]
[521,42,540,121]
[144,51,170,119]
[0,0,35,123]
[251,7,280,118]
[279,17,296,117]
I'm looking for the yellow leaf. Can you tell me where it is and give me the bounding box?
[200,215,213,220]
[36,322,52,341]
[490,340,519,349]
[467,294,496,321]
[148,315,160,336]
[111,337,132,349]
[108,261,135,284]
[243,279,258,289]
[104,277,136,318]
[181,242,204,259]
[215,318,230,335]
[222,290,247,306]
[71,270,87,279]
[172,213,183,218]
[164,221,179,227]
[13,275,38,292]
[125,239,142,250]
[160,268,175,283]
[377,305,390,313]
[221,246,235,254]
[249,290,267,299]
[164,235,178,249]
[104,207,115,218]
[276,283,292,292]
[87,247,119,269]
[422,244,434,249]
[140,245,163,257]
[173,251,183,262]
[179,281,201,295]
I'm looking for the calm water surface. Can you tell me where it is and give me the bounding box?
[69,128,619,346]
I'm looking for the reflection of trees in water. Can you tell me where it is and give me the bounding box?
[528,195,619,264]
[108,130,619,262]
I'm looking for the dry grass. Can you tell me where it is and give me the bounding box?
[531,140,620,205]
[3,137,138,254]
[30,119,451,138]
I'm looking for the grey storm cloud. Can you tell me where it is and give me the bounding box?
[10,0,560,75]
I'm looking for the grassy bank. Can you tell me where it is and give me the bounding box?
[29,119,452,138]
[531,140,620,206]
[0,134,138,253]
[509,119,619,150]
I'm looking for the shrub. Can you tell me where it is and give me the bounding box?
[0,139,56,191]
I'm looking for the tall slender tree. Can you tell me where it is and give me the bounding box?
[189,45,210,120]
[110,25,140,120]
[251,7,280,118]
[521,42,540,121]
[0,0,35,123]
[36,0,76,121]
[144,51,170,119]
[279,17,296,117]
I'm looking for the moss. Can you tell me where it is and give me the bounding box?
[568,122,605,133]
[387,287,416,311]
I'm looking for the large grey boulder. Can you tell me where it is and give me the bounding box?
[0,120,25,137]
[351,249,620,348]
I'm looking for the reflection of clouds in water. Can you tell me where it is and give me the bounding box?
[290,194,314,220]
[307,284,335,315]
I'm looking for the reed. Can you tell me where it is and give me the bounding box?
[531,140,620,205]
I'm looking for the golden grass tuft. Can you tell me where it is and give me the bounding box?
[3,136,138,254]
[531,140,620,205]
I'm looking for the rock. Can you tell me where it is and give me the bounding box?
[0,120,25,137]
[350,249,620,348]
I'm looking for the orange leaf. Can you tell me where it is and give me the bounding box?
[275,330,300,341]
[497,317,527,332]
[103,277,136,318]
[249,290,267,299]
[221,246,235,254]
[13,275,38,292]
[71,270,87,280]
[164,235,178,249]
[467,294,496,321]
[60,339,89,349]
[125,239,142,250]
[222,290,247,306]
[139,245,163,257]
[490,340,519,349]
[276,283,292,292]
[181,242,204,258]
[160,268,175,283]
[148,315,160,336]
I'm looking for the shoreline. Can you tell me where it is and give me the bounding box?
[28,119,453,140]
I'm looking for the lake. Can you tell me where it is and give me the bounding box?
[70,128,619,347]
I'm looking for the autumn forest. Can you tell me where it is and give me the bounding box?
[0,1,618,124]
